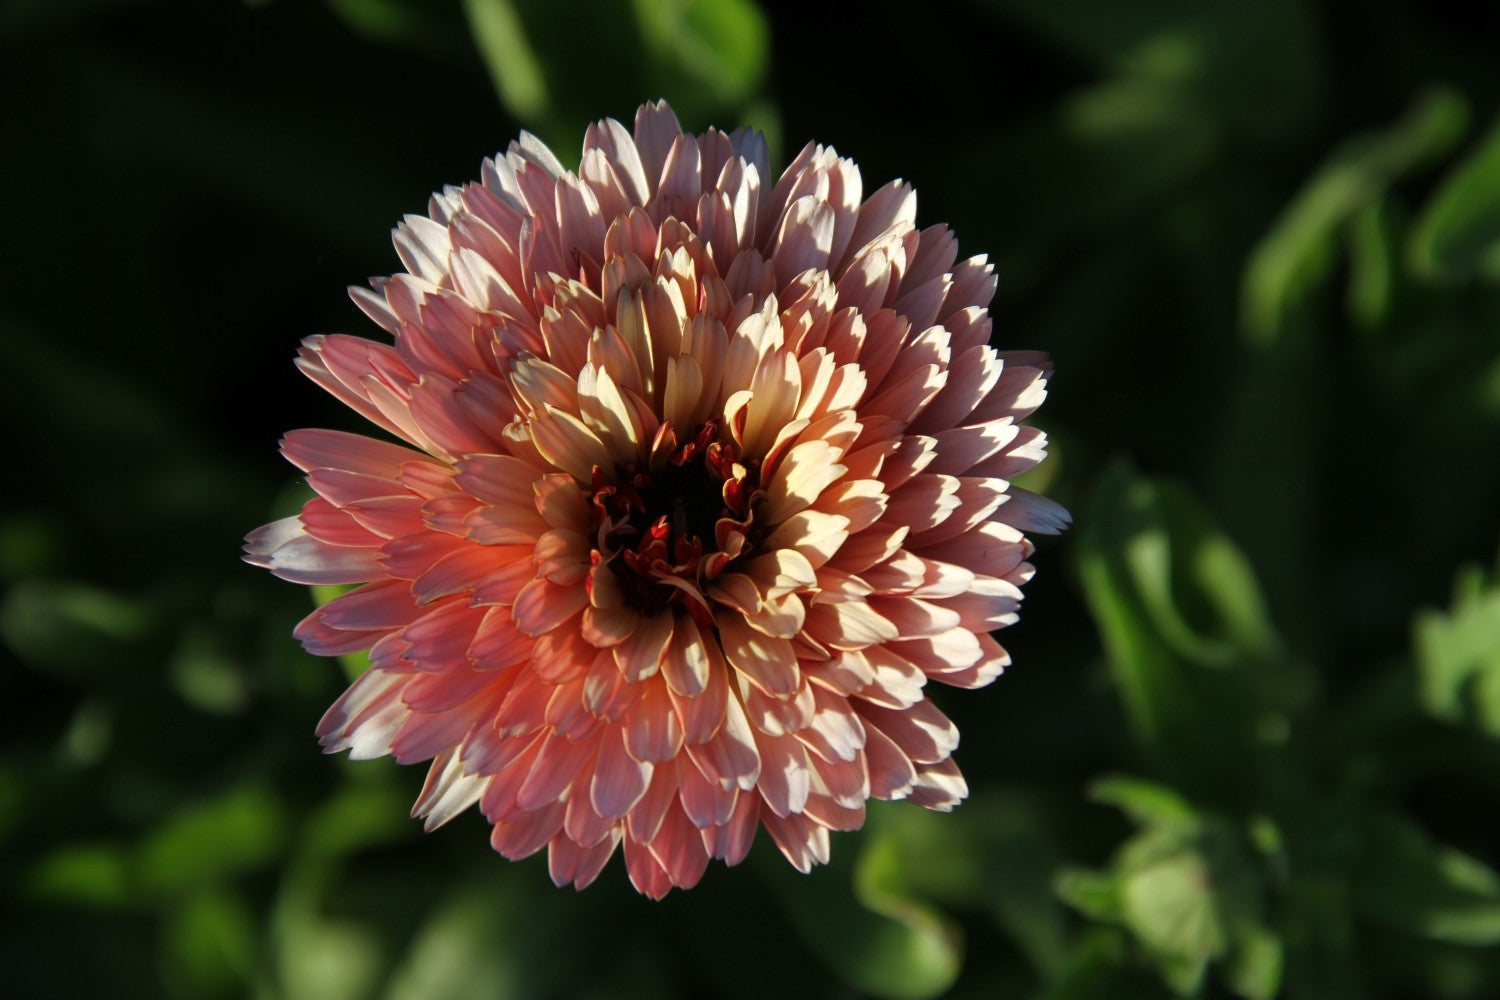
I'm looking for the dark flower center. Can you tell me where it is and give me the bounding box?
[641,457,727,555]
[585,420,761,622]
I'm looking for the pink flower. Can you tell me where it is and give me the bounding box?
[246,101,1067,898]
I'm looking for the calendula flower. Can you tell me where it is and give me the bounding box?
[245,101,1067,898]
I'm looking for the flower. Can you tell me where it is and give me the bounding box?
[245,101,1068,898]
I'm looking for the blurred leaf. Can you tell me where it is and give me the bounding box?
[632,0,768,106]
[161,889,256,999]
[300,778,416,860]
[136,784,287,898]
[462,0,550,122]
[383,890,518,1000]
[1055,867,1122,924]
[864,795,1071,979]
[1242,87,1468,344]
[1060,781,1280,999]
[1416,561,1500,735]
[0,512,66,582]
[1354,814,1500,945]
[851,839,966,999]
[1411,116,1500,280]
[1090,775,1200,833]
[325,0,460,53]
[990,0,1322,144]
[273,906,384,1000]
[1225,923,1284,1000]
[60,699,114,767]
[463,0,767,148]
[1075,461,1286,789]
[171,624,251,714]
[760,834,962,1000]
[1039,927,1147,1000]
[968,78,1218,255]
[2,579,152,679]
[26,841,133,908]
[1347,197,1400,331]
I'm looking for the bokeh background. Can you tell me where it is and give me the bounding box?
[6,1,1500,997]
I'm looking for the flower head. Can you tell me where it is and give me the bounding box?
[246,101,1067,897]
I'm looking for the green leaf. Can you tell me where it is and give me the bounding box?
[1055,867,1123,924]
[1416,561,1500,735]
[171,624,251,714]
[632,0,768,108]
[1074,461,1285,787]
[325,0,458,52]
[301,779,416,860]
[161,890,256,999]
[383,891,519,1000]
[25,841,133,908]
[1353,814,1500,945]
[760,832,962,1000]
[1062,783,1280,999]
[2,579,152,679]
[1411,116,1500,280]
[135,784,287,898]
[1225,923,1284,1000]
[1242,87,1468,345]
[985,0,1322,144]
[862,796,1070,979]
[1090,776,1200,833]
[850,838,966,999]
[1347,197,1400,331]
[462,0,550,122]
[1118,833,1223,992]
[273,907,384,1000]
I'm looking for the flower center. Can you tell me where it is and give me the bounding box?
[644,457,727,554]
[586,420,761,621]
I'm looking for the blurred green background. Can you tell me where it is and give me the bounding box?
[5,1,1500,997]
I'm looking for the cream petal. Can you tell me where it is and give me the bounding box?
[763,510,850,570]
[761,810,829,874]
[317,667,408,760]
[754,732,811,818]
[770,195,836,283]
[857,699,958,766]
[467,606,535,669]
[585,116,651,206]
[926,417,1021,477]
[511,578,588,636]
[661,614,713,698]
[248,520,384,585]
[516,732,597,812]
[547,829,621,890]
[623,676,684,763]
[717,613,799,696]
[590,727,653,819]
[685,684,760,791]
[703,786,760,865]
[623,831,674,899]
[412,751,487,831]
[762,439,847,524]
[280,428,431,478]
[675,754,738,828]
[907,757,968,812]
[644,801,711,889]
[489,800,566,860]
[612,610,674,683]
[995,486,1074,535]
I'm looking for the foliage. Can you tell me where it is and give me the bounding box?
[5,1,1500,997]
